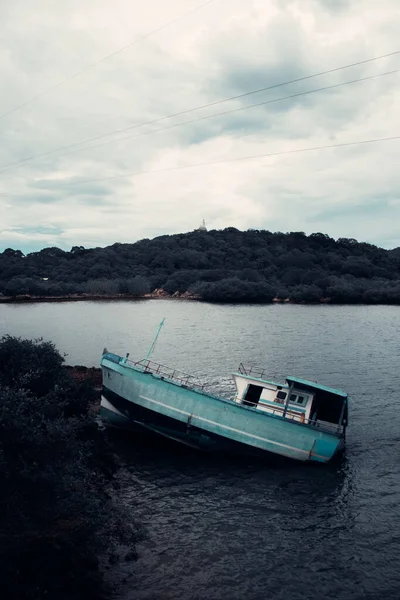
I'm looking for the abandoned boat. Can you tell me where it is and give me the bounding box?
[100,353,348,463]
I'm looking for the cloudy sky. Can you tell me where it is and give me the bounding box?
[1,0,400,253]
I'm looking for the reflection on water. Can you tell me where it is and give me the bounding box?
[1,301,400,599]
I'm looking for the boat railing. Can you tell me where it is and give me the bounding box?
[238,363,270,380]
[309,419,344,436]
[255,402,343,435]
[127,358,206,391]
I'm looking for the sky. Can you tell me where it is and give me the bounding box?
[1,0,400,254]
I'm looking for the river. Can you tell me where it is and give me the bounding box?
[1,300,400,599]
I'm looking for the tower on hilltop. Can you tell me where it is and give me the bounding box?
[196,219,207,232]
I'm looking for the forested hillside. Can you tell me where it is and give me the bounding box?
[1,228,400,303]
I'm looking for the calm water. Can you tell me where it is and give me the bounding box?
[1,300,400,599]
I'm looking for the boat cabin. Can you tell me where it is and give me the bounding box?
[232,365,348,435]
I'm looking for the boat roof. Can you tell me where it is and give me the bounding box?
[232,372,282,388]
[233,371,347,399]
[286,376,347,398]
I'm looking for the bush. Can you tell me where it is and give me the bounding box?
[288,285,323,303]
[192,278,275,302]
[118,275,150,295]
[0,336,64,396]
[0,336,140,600]
[85,278,119,295]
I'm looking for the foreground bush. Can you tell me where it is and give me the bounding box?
[0,336,139,600]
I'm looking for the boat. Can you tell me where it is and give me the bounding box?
[100,351,348,464]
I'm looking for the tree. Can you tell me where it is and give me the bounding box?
[71,246,86,255]
[237,268,263,282]
[192,278,275,302]
[0,337,140,599]
[163,270,200,294]
[289,284,323,302]
[341,257,372,278]
[0,228,399,304]
[4,277,30,296]
[85,278,119,295]
[2,248,24,258]
[0,336,64,396]
[86,262,112,279]
[119,275,150,295]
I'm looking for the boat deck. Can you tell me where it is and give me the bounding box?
[124,357,207,390]
[102,354,345,437]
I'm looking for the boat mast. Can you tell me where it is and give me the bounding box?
[144,318,166,361]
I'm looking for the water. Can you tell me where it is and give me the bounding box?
[1,300,400,599]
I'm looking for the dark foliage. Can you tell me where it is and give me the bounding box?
[1,228,400,303]
[0,336,140,600]
[192,278,275,303]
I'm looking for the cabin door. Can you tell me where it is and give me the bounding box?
[243,384,263,407]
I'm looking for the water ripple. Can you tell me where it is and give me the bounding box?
[1,301,400,599]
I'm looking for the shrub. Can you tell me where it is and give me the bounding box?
[0,336,140,600]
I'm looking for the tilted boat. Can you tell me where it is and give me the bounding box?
[100,351,348,464]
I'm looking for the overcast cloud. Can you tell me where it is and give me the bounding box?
[0,0,400,253]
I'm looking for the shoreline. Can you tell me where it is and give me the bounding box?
[0,294,399,306]
[0,293,199,304]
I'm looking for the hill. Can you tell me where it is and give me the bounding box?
[1,228,400,304]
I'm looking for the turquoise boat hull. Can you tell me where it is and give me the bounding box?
[101,354,344,463]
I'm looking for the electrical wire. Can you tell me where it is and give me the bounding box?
[1,65,399,174]
[0,0,217,121]
[31,135,400,188]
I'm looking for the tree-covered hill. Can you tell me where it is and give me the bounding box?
[1,228,400,303]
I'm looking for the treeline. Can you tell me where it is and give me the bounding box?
[1,273,150,298]
[1,228,400,303]
[0,336,140,599]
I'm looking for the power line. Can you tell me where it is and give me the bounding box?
[55,49,400,146]
[32,135,400,188]
[70,68,400,150]
[0,0,217,121]
[1,65,399,174]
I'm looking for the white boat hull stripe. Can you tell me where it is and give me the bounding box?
[139,394,329,460]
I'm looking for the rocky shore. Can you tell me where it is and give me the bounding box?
[0,290,333,304]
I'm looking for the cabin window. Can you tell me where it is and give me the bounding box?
[289,394,308,406]
[275,391,287,404]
